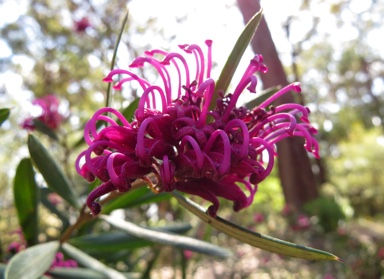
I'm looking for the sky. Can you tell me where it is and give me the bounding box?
[0,0,382,109]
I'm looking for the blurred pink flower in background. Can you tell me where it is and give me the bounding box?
[74,17,91,33]
[50,252,78,269]
[378,247,384,260]
[6,229,77,269]
[253,212,265,223]
[291,214,311,231]
[22,94,65,131]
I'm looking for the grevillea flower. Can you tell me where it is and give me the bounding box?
[76,40,319,217]
[22,94,64,131]
[74,17,91,33]
[50,252,78,269]
[291,214,311,231]
[6,230,77,269]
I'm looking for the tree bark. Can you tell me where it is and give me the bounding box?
[236,0,318,209]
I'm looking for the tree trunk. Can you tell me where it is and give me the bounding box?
[236,0,319,209]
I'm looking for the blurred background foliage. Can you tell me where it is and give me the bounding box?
[1,0,384,278]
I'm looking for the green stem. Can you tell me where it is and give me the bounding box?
[105,10,129,108]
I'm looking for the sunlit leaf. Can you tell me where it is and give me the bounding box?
[13,158,38,246]
[68,224,192,254]
[173,191,342,262]
[0,108,10,126]
[61,243,126,279]
[101,186,171,214]
[5,241,60,279]
[100,215,232,258]
[28,134,81,209]
[211,8,263,111]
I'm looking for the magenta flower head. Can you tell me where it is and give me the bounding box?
[76,40,319,217]
[22,94,64,131]
[74,17,91,33]
[50,252,78,269]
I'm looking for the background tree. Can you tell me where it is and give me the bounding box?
[237,0,319,209]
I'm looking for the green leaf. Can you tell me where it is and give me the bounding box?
[5,241,60,279]
[47,267,106,279]
[101,186,171,214]
[61,243,126,279]
[33,119,58,140]
[140,248,160,279]
[119,98,140,123]
[100,215,232,258]
[0,263,7,278]
[13,158,39,246]
[40,188,70,231]
[0,108,10,126]
[172,191,343,262]
[244,85,281,110]
[106,9,129,108]
[69,231,152,253]
[211,9,263,111]
[48,269,143,279]
[68,224,192,254]
[28,134,81,209]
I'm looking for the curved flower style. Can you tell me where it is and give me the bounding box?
[76,40,319,217]
[22,94,64,131]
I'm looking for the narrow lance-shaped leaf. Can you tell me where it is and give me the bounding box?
[5,241,60,279]
[0,108,10,126]
[140,248,161,279]
[173,191,343,262]
[0,263,6,277]
[28,134,81,209]
[40,188,71,231]
[210,8,263,111]
[68,224,192,253]
[13,158,39,246]
[33,119,58,140]
[61,243,126,279]
[100,215,232,258]
[47,267,107,279]
[119,97,140,123]
[101,186,171,214]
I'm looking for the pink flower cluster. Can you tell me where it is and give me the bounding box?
[22,94,64,131]
[6,230,77,269]
[50,252,78,269]
[76,40,319,217]
[74,17,91,33]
